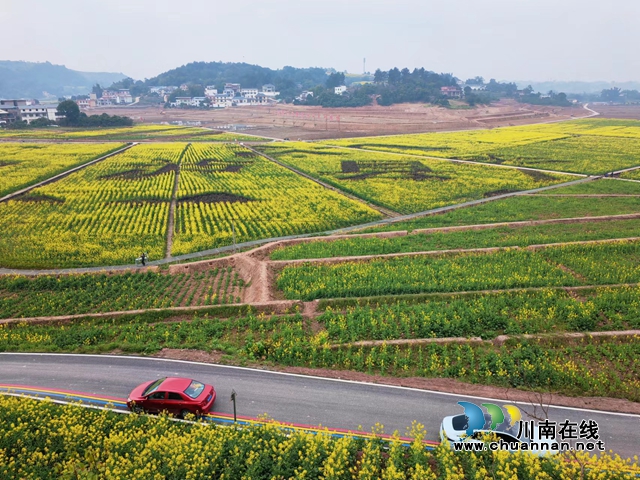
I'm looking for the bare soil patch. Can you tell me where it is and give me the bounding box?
[101,164,178,180]
[153,348,225,364]
[90,100,588,140]
[593,105,640,119]
[14,194,65,203]
[177,193,253,204]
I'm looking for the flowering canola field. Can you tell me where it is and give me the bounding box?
[0,143,185,268]
[257,143,571,214]
[323,118,640,174]
[0,142,125,197]
[172,143,382,255]
[0,124,267,141]
[2,396,637,479]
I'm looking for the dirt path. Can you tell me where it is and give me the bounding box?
[165,143,189,258]
[328,330,640,349]
[525,194,640,197]
[0,143,136,203]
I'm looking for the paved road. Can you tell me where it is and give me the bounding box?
[0,353,637,457]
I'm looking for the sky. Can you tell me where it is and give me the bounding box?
[2,0,638,82]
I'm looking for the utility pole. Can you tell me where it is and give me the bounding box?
[232,219,236,251]
[230,389,237,423]
[363,57,366,74]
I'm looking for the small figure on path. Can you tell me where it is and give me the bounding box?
[141,252,147,266]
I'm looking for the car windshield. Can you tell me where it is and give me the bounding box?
[183,380,205,399]
[143,377,166,396]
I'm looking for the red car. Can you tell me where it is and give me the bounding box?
[127,377,216,418]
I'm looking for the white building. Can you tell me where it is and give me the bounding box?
[334,85,347,95]
[18,105,62,124]
[101,89,133,104]
[261,84,280,97]
[240,88,259,98]
[296,91,314,101]
[204,86,219,96]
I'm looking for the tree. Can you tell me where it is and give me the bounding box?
[92,84,103,99]
[56,100,80,126]
[465,76,484,85]
[601,87,622,102]
[373,69,388,84]
[388,68,401,85]
[326,72,345,89]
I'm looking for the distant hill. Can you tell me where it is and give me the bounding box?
[144,61,329,98]
[0,61,126,99]
[514,80,640,94]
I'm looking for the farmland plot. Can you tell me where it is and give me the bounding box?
[257,143,571,214]
[0,142,125,197]
[171,143,382,256]
[323,119,640,174]
[0,267,244,319]
[0,125,269,142]
[0,143,184,268]
[277,240,640,300]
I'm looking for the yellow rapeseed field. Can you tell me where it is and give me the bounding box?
[0,142,125,197]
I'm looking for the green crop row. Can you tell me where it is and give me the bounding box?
[320,286,640,342]
[0,268,244,319]
[271,219,640,260]
[277,240,640,300]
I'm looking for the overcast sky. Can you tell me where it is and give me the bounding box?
[2,0,638,82]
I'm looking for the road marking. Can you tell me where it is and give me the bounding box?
[3,353,638,418]
[0,385,437,447]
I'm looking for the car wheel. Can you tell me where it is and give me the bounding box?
[132,405,144,414]
[180,409,191,419]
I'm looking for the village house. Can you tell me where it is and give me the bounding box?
[441,86,463,98]
[334,85,347,95]
[18,104,63,124]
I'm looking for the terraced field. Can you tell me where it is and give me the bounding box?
[2,117,640,413]
[276,240,640,300]
[355,179,640,232]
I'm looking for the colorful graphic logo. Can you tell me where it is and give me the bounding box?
[457,401,522,436]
